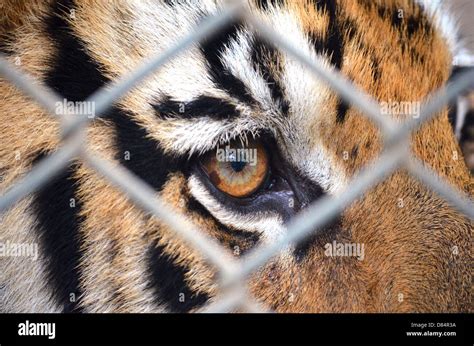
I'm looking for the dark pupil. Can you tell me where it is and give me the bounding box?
[231,160,247,172]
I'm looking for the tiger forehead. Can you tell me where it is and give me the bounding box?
[69,0,445,95]
[67,0,449,159]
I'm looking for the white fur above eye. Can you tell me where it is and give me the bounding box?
[154,116,263,157]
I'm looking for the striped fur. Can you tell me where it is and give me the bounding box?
[0,0,472,312]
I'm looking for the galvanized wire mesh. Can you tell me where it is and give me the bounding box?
[0,3,473,313]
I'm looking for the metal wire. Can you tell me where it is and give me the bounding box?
[405,156,474,219]
[242,14,398,139]
[0,55,65,119]
[0,132,83,211]
[60,2,244,138]
[82,151,239,277]
[232,143,408,286]
[0,3,472,314]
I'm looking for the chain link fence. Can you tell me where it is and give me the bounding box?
[0,2,473,313]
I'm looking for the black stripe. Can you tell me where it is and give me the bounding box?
[392,6,432,39]
[371,53,381,81]
[43,0,185,192]
[200,20,256,105]
[33,155,84,313]
[36,0,109,312]
[109,108,185,191]
[43,1,199,314]
[286,164,341,261]
[390,8,403,30]
[39,0,219,314]
[104,107,188,325]
[313,0,343,69]
[342,19,381,83]
[358,1,432,44]
[408,47,425,65]
[250,36,290,116]
[44,0,108,101]
[0,37,12,55]
[254,0,284,11]
[351,144,359,158]
[42,0,190,313]
[411,7,433,37]
[105,103,201,313]
[344,18,358,41]
[312,1,346,123]
[336,99,349,124]
[187,196,261,255]
[342,18,381,78]
[334,17,383,123]
[162,0,177,6]
[153,95,240,120]
[281,160,341,262]
[333,21,350,124]
[147,241,210,312]
[358,0,432,36]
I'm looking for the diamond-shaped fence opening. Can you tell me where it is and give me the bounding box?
[0,3,473,313]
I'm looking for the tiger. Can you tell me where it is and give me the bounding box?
[0,0,472,313]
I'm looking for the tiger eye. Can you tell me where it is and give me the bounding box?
[201,139,269,198]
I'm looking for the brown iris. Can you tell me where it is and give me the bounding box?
[201,138,269,198]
